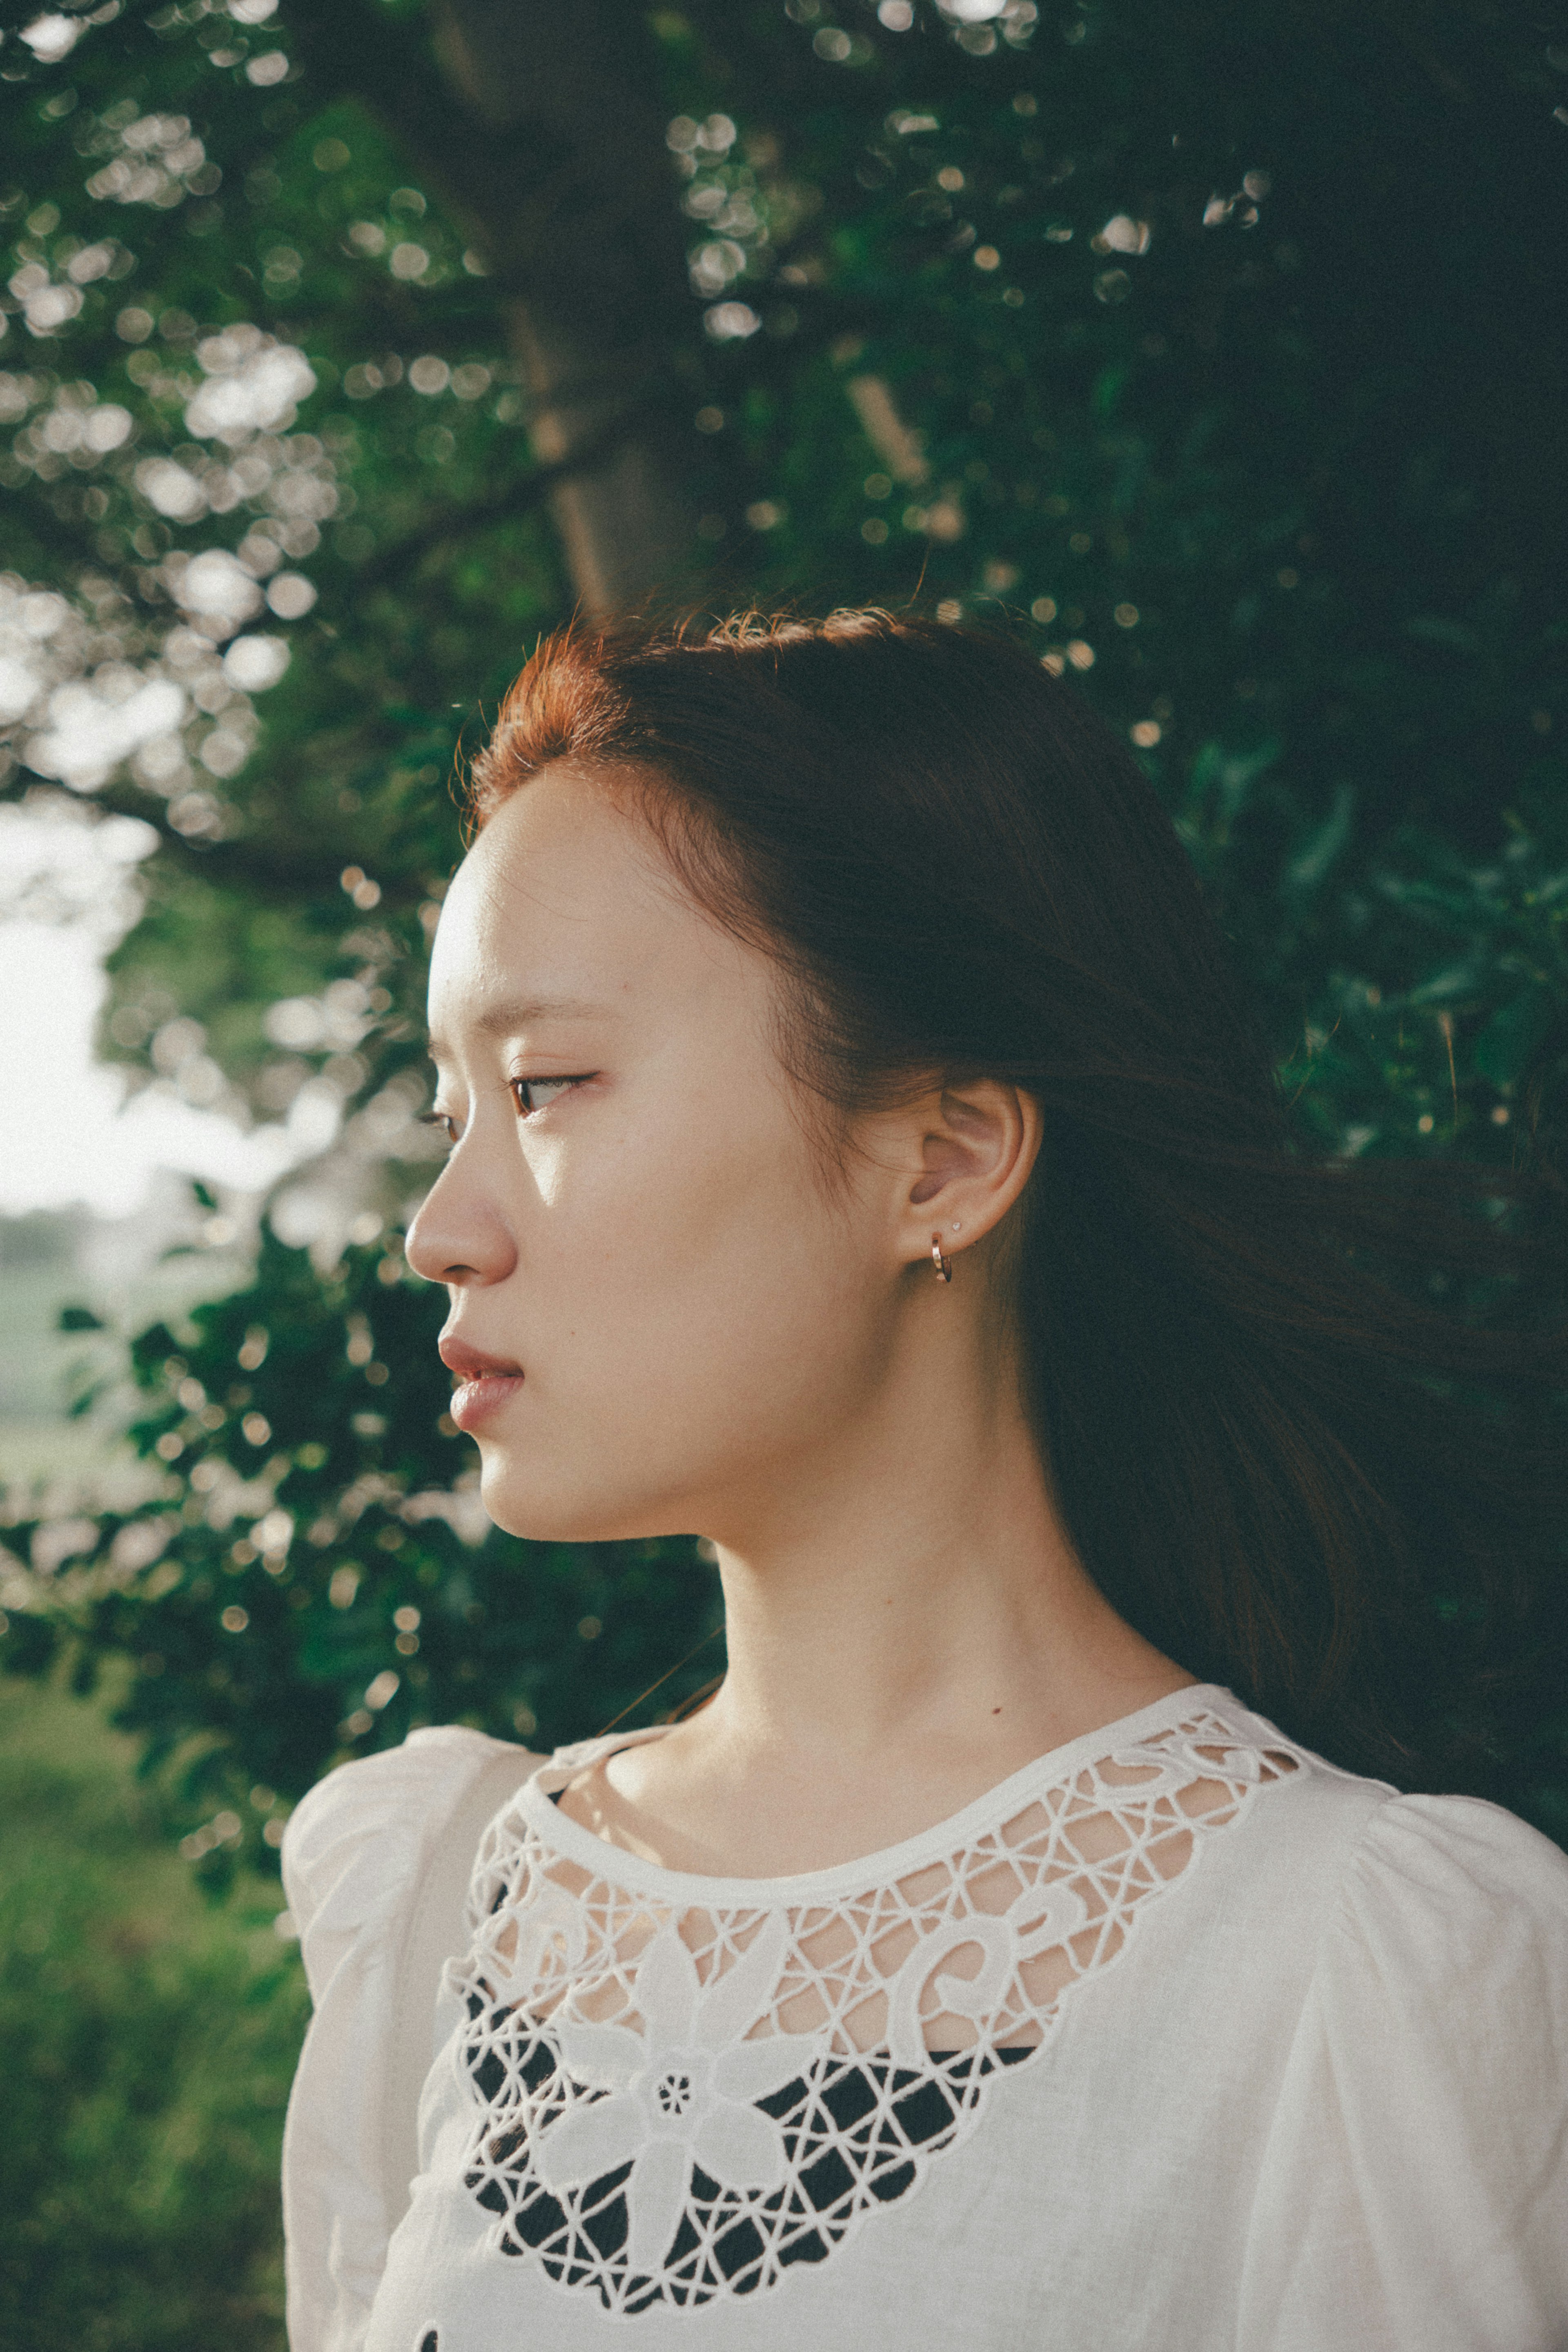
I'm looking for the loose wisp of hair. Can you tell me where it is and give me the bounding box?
[463,608,1568,1795]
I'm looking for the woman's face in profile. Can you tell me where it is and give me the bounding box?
[406,762,904,1547]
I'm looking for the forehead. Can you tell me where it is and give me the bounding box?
[427,761,755,1039]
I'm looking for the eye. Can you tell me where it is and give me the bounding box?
[511,1074,590,1117]
[419,1110,460,1146]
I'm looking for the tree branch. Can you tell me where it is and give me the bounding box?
[343,406,644,592]
[0,767,419,902]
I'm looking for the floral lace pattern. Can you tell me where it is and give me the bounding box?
[448,1706,1300,2318]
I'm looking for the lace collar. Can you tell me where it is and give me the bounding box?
[443,1687,1305,2316]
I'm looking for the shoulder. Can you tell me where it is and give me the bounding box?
[280,1727,543,2351]
[1201,1697,1568,1958]
[1190,1704,1568,2064]
[282,1725,540,2003]
[1238,1786,1568,2346]
[1324,1786,1568,2028]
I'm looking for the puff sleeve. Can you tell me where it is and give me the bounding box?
[280,1727,534,2352]
[1236,1792,1568,2352]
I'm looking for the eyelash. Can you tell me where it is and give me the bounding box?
[510,1074,591,1116]
[419,1075,592,1145]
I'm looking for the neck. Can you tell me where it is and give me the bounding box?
[577,1294,1197,1880]
[688,1323,1191,1787]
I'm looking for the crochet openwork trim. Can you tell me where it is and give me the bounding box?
[449,1705,1300,2319]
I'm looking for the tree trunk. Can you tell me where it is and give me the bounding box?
[428,0,703,614]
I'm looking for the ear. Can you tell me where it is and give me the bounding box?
[895,1078,1043,1269]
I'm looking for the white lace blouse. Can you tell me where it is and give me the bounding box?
[280,1686,1568,2352]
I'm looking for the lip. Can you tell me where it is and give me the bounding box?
[448,1371,524,1432]
[440,1333,523,1433]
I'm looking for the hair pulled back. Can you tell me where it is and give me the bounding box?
[467,609,1567,1790]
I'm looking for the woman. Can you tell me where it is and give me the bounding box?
[281,611,1568,2351]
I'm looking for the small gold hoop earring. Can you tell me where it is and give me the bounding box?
[931,1234,953,1283]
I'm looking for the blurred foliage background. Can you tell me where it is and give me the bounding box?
[0,1669,307,2350]
[2,0,1567,2339]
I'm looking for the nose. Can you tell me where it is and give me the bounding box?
[405,1153,517,1289]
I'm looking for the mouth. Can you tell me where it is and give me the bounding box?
[448,1370,524,1433]
[439,1333,524,1434]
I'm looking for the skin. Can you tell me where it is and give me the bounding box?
[406,761,1194,1879]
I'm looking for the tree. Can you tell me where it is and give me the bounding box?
[2,0,1566,1870]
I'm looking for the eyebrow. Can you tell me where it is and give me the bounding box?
[427,994,614,1059]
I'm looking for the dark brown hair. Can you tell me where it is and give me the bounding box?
[467,609,1567,1787]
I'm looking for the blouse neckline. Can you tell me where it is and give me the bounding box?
[517,1680,1234,1908]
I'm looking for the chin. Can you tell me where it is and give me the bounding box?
[475,1450,684,1548]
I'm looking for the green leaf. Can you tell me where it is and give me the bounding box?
[1285,784,1356,900]
[1406,963,1482,1006]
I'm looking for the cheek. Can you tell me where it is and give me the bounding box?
[475,1104,892,1537]
[531,1097,804,1324]
[517,1096,876,1412]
